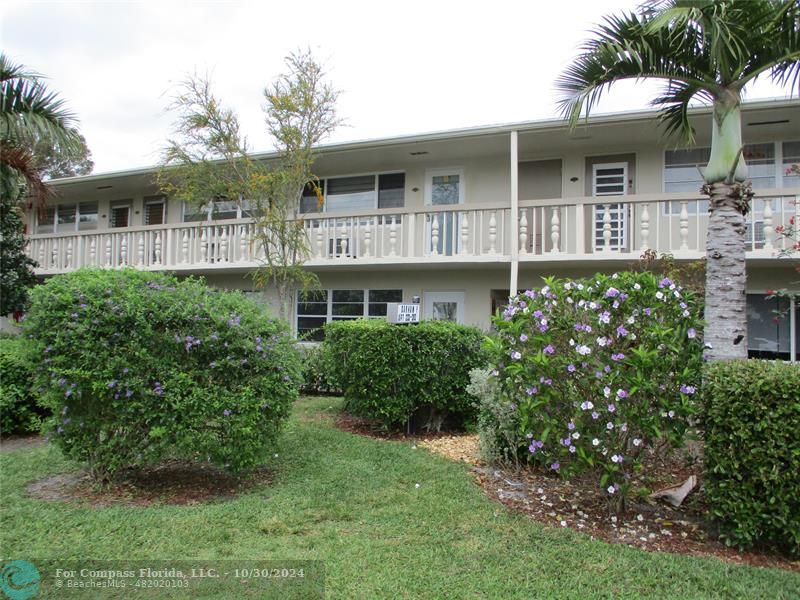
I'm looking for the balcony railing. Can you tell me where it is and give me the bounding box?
[27,188,799,274]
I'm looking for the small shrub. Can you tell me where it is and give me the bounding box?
[467,367,522,464]
[0,336,43,434]
[488,272,704,509]
[24,268,301,480]
[299,343,340,395]
[703,360,800,555]
[323,319,486,430]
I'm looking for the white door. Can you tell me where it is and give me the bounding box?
[425,169,464,255]
[592,163,629,251]
[423,291,465,323]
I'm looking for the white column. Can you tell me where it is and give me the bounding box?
[550,207,561,254]
[679,200,689,251]
[488,211,497,254]
[519,209,528,254]
[431,214,440,256]
[762,198,774,251]
[509,130,519,295]
[640,203,650,251]
[459,211,469,255]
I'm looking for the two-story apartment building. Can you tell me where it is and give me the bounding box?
[24,99,800,361]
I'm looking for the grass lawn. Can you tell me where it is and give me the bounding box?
[1,396,798,599]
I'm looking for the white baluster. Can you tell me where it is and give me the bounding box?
[38,242,45,266]
[51,241,59,269]
[89,237,97,265]
[105,236,112,266]
[519,209,528,254]
[389,215,398,256]
[65,239,72,268]
[200,228,209,263]
[339,221,348,257]
[431,214,440,256]
[316,221,324,257]
[640,203,650,251]
[239,225,248,261]
[181,229,189,264]
[154,231,162,265]
[762,198,774,251]
[550,207,561,254]
[602,205,612,251]
[137,232,145,265]
[459,212,469,255]
[219,226,229,262]
[120,234,128,266]
[363,218,372,258]
[488,211,497,254]
[679,200,689,251]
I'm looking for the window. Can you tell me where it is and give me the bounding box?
[747,294,798,362]
[182,198,251,222]
[298,173,405,214]
[664,141,798,214]
[144,196,166,225]
[110,202,131,228]
[296,288,403,341]
[36,203,98,233]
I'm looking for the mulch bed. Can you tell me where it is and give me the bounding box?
[334,413,799,572]
[26,460,273,507]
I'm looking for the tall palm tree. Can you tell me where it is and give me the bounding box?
[556,0,800,361]
[0,52,83,203]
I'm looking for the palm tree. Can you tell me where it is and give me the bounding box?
[1,52,83,203]
[556,0,800,361]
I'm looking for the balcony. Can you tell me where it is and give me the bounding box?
[27,189,799,275]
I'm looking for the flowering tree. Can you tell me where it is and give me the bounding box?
[488,272,704,511]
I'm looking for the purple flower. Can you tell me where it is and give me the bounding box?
[57,378,67,386]
[223,409,231,417]
[679,384,696,395]
[44,346,52,354]
[567,421,576,431]
[687,328,697,339]
[606,287,620,298]
[616,389,628,399]
[519,334,528,342]
[611,353,625,361]
[524,290,536,299]
[659,277,673,289]
[543,345,555,355]
[256,337,262,343]
[526,386,539,395]
[64,389,73,397]
[598,311,611,324]
[606,422,614,430]
[550,462,560,471]
[567,364,576,373]
[123,368,129,374]
[227,315,241,327]
[607,403,616,413]
[510,351,522,360]
[591,411,600,420]
[569,445,576,453]
[210,361,217,369]
[616,325,628,337]
[502,306,517,320]
[538,324,549,333]
[125,389,134,398]
[533,310,543,319]
[643,308,652,316]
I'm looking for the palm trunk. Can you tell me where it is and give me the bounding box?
[704,181,749,361]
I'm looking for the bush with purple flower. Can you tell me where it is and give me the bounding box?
[24,268,302,481]
[485,271,703,510]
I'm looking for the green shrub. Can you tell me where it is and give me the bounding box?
[323,319,486,430]
[299,343,340,395]
[24,268,301,480]
[488,272,704,508]
[703,359,800,555]
[467,367,521,464]
[0,336,43,434]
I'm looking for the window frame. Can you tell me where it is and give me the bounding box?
[299,171,406,214]
[36,202,99,234]
[295,288,403,340]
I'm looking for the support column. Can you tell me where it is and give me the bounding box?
[509,130,519,297]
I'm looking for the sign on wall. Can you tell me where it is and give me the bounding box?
[386,303,420,324]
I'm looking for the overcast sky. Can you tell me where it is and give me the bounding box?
[3,0,792,174]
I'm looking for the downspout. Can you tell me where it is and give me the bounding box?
[510,131,519,297]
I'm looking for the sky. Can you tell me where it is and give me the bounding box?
[2,0,793,174]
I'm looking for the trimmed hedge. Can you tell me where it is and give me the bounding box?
[0,336,42,434]
[703,360,800,555]
[323,319,486,429]
[24,268,301,480]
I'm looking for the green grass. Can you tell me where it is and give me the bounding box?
[2,396,798,599]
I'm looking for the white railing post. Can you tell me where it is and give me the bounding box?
[363,218,372,258]
[519,209,528,254]
[181,229,189,264]
[137,232,145,265]
[602,204,612,252]
[550,207,561,254]
[200,227,209,263]
[431,214,440,256]
[339,221,349,257]
[89,237,97,265]
[219,226,229,262]
[762,198,774,251]
[640,203,650,251]
[460,211,469,255]
[51,241,59,269]
[154,231,162,265]
[406,212,416,258]
[574,203,585,256]
[488,211,497,254]
[65,239,73,269]
[120,234,128,266]
[105,236,112,266]
[679,200,689,251]
[389,215,397,257]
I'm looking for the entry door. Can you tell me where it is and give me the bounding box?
[592,163,628,251]
[423,291,465,323]
[425,169,464,255]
